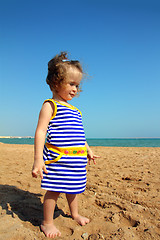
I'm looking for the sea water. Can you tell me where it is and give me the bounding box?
[0,138,160,147]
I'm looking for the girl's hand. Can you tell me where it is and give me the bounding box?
[32,161,48,179]
[87,148,100,165]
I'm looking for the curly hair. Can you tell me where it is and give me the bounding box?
[46,52,83,93]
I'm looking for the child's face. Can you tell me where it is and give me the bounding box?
[57,67,82,101]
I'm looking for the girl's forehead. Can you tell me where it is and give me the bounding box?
[66,66,82,79]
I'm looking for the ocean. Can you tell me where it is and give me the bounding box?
[0,138,160,147]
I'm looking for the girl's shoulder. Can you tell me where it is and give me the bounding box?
[43,99,57,120]
[43,98,56,105]
[73,106,82,116]
[43,99,82,116]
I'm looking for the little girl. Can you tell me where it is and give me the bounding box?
[32,52,99,238]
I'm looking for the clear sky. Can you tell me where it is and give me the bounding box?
[0,0,160,138]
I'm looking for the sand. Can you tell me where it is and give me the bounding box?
[0,143,160,240]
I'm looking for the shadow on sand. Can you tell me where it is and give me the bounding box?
[0,184,70,226]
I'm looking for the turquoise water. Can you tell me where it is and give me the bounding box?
[87,138,160,147]
[0,138,160,147]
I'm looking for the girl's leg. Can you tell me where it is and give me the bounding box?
[66,193,90,226]
[41,191,61,238]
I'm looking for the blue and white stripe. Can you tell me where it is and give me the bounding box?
[41,100,87,194]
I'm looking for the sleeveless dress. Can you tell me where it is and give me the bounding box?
[41,99,88,194]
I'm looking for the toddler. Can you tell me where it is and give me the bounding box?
[32,52,99,238]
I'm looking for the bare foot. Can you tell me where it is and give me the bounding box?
[40,222,61,238]
[72,214,90,226]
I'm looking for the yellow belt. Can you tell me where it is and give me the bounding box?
[45,142,87,164]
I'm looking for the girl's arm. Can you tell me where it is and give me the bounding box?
[85,141,100,165]
[32,102,54,179]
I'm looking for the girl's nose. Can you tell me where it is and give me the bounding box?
[72,86,77,92]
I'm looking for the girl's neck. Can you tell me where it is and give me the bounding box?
[52,93,71,106]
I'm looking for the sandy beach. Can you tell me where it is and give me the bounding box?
[0,143,160,240]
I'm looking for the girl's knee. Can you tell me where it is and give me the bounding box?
[45,191,60,199]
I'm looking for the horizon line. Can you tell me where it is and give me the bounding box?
[0,136,160,139]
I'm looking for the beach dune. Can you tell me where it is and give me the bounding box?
[0,143,160,239]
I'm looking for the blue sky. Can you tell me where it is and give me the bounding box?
[0,0,160,138]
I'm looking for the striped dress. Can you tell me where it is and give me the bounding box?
[41,99,88,194]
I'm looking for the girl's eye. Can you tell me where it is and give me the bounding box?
[69,83,79,88]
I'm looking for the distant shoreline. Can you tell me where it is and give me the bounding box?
[0,136,160,139]
[0,137,160,147]
[0,136,34,139]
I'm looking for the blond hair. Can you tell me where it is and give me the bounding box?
[46,52,83,93]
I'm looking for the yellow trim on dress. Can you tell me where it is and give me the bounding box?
[54,100,75,110]
[44,99,57,120]
[45,142,87,165]
[74,106,82,116]
[54,100,82,116]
